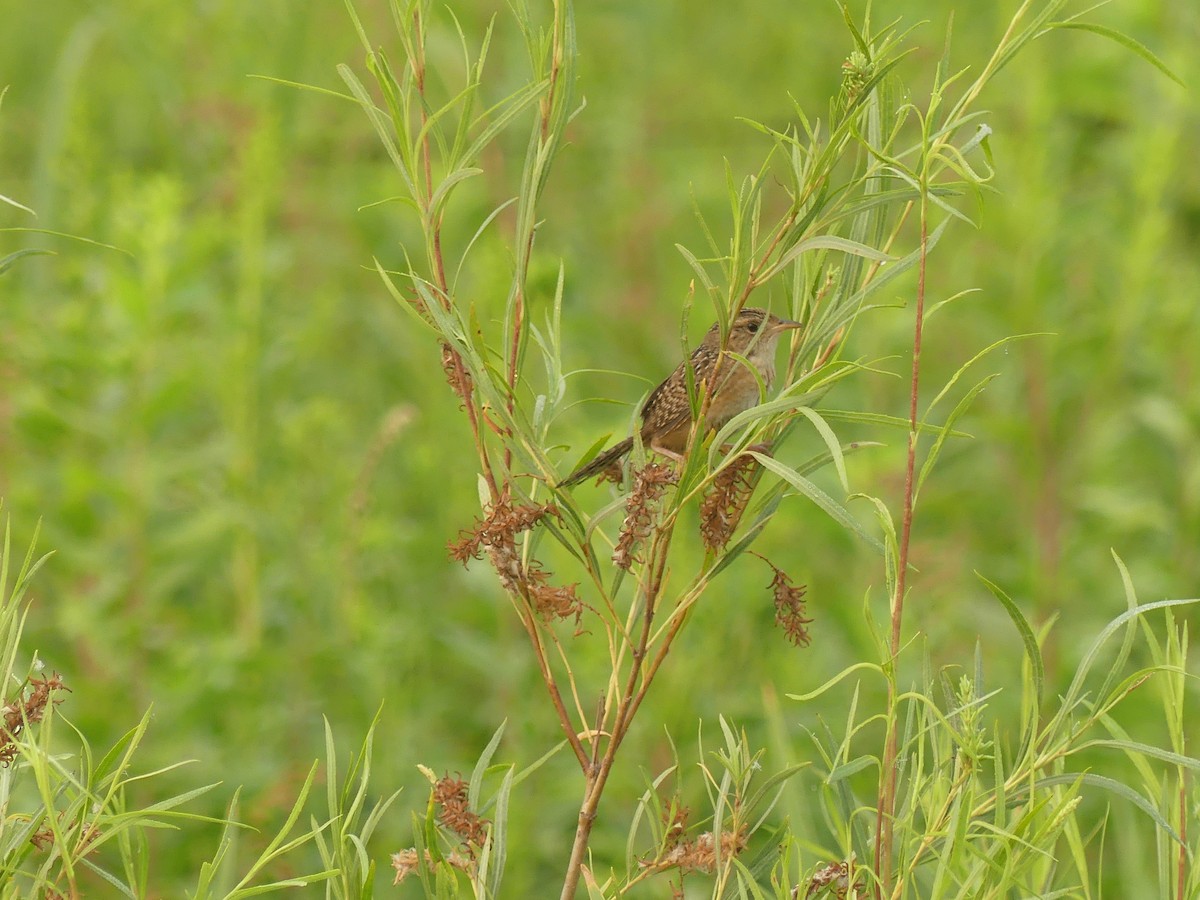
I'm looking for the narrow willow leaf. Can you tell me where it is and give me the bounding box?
[1031,772,1184,847]
[845,217,951,306]
[248,74,358,105]
[1081,739,1200,772]
[0,248,55,275]
[827,755,875,783]
[356,194,421,213]
[675,242,719,296]
[922,332,1045,420]
[821,408,971,439]
[429,166,483,215]
[338,64,416,196]
[1096,550,1142,708]
[0,192,35,215]
[453,197,518,290]
[0,227,130,256]
[1060,597,1200,724]
[786,661,884,702]
[915,373,998,503]
[977,573,1044,710]
[469,721,507,809]
[924,286,982,322]
[769,234,895,281]
[749,452,883,553]
[487,764,515,897]
[371,264,438,340]
[1049,22,1184,87]
[795,407,849,491]
[461,78,551,170]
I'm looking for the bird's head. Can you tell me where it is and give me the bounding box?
[707,307,803,361]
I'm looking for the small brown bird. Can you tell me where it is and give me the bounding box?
[560,307,802,486]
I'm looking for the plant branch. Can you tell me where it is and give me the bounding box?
[560,523,674,898]
[510,592,590,770]
[876,182,929,896]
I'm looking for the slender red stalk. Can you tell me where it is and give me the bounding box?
[875,197,929,897]
[559,527,676,899]
[411,6,501,503]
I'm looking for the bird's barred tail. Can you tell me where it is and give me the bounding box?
[558,436,636,487]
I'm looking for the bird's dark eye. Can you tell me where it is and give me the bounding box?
[747,321,760,334]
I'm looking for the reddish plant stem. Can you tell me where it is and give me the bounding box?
[494,4,584,787]
[411,6,500,503]
[875,199,929,897]
[513,597,589,770]
[894,218,927,651]
[559,526,674,899]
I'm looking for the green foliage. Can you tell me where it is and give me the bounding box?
[0,516,400,896]
[789,575,1200,897]
[1,0,1197,896]
[0,517,213,897]
[332,0,1198,896]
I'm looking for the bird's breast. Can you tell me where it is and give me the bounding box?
[707,359,772,426]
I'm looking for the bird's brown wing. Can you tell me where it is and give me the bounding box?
[639,345,719,437]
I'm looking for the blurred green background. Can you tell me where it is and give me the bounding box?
[2,0,1197,893]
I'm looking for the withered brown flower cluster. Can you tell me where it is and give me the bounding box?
[29,825,54,852]
[640,825,748,875]
[29,814,100,855]
[391,775,489,885]
[802,858,862,898]
[440,341,474,407]
[662,803,690,848]
[1,673,70,766]
[699,454,759,552]
[612,463,678,570]
[390,847,474,885]
[766,562,812,647]
[433,774,489,846]
[449,490,584,626]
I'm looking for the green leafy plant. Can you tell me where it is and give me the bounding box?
[332,0,1192,896]
[0,516,210,898]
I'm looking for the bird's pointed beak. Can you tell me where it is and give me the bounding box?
[772,318,803,332]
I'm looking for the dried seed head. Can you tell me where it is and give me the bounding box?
[641,826,747,875]
[663,803,690,850]
[448,491,585,626]
[597,458,625,485]
[1,673,70,767]
[613,463,677,570]
[433,775,489,848]
[390,847,473,885]
[766,562,812,647]
[448,491,558,568]
[804,859,857,898]
[699,454,759,552]
[524,564,586,629]
[441,341,474,406]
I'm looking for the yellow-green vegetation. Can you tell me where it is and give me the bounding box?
[1,0,1197,897]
